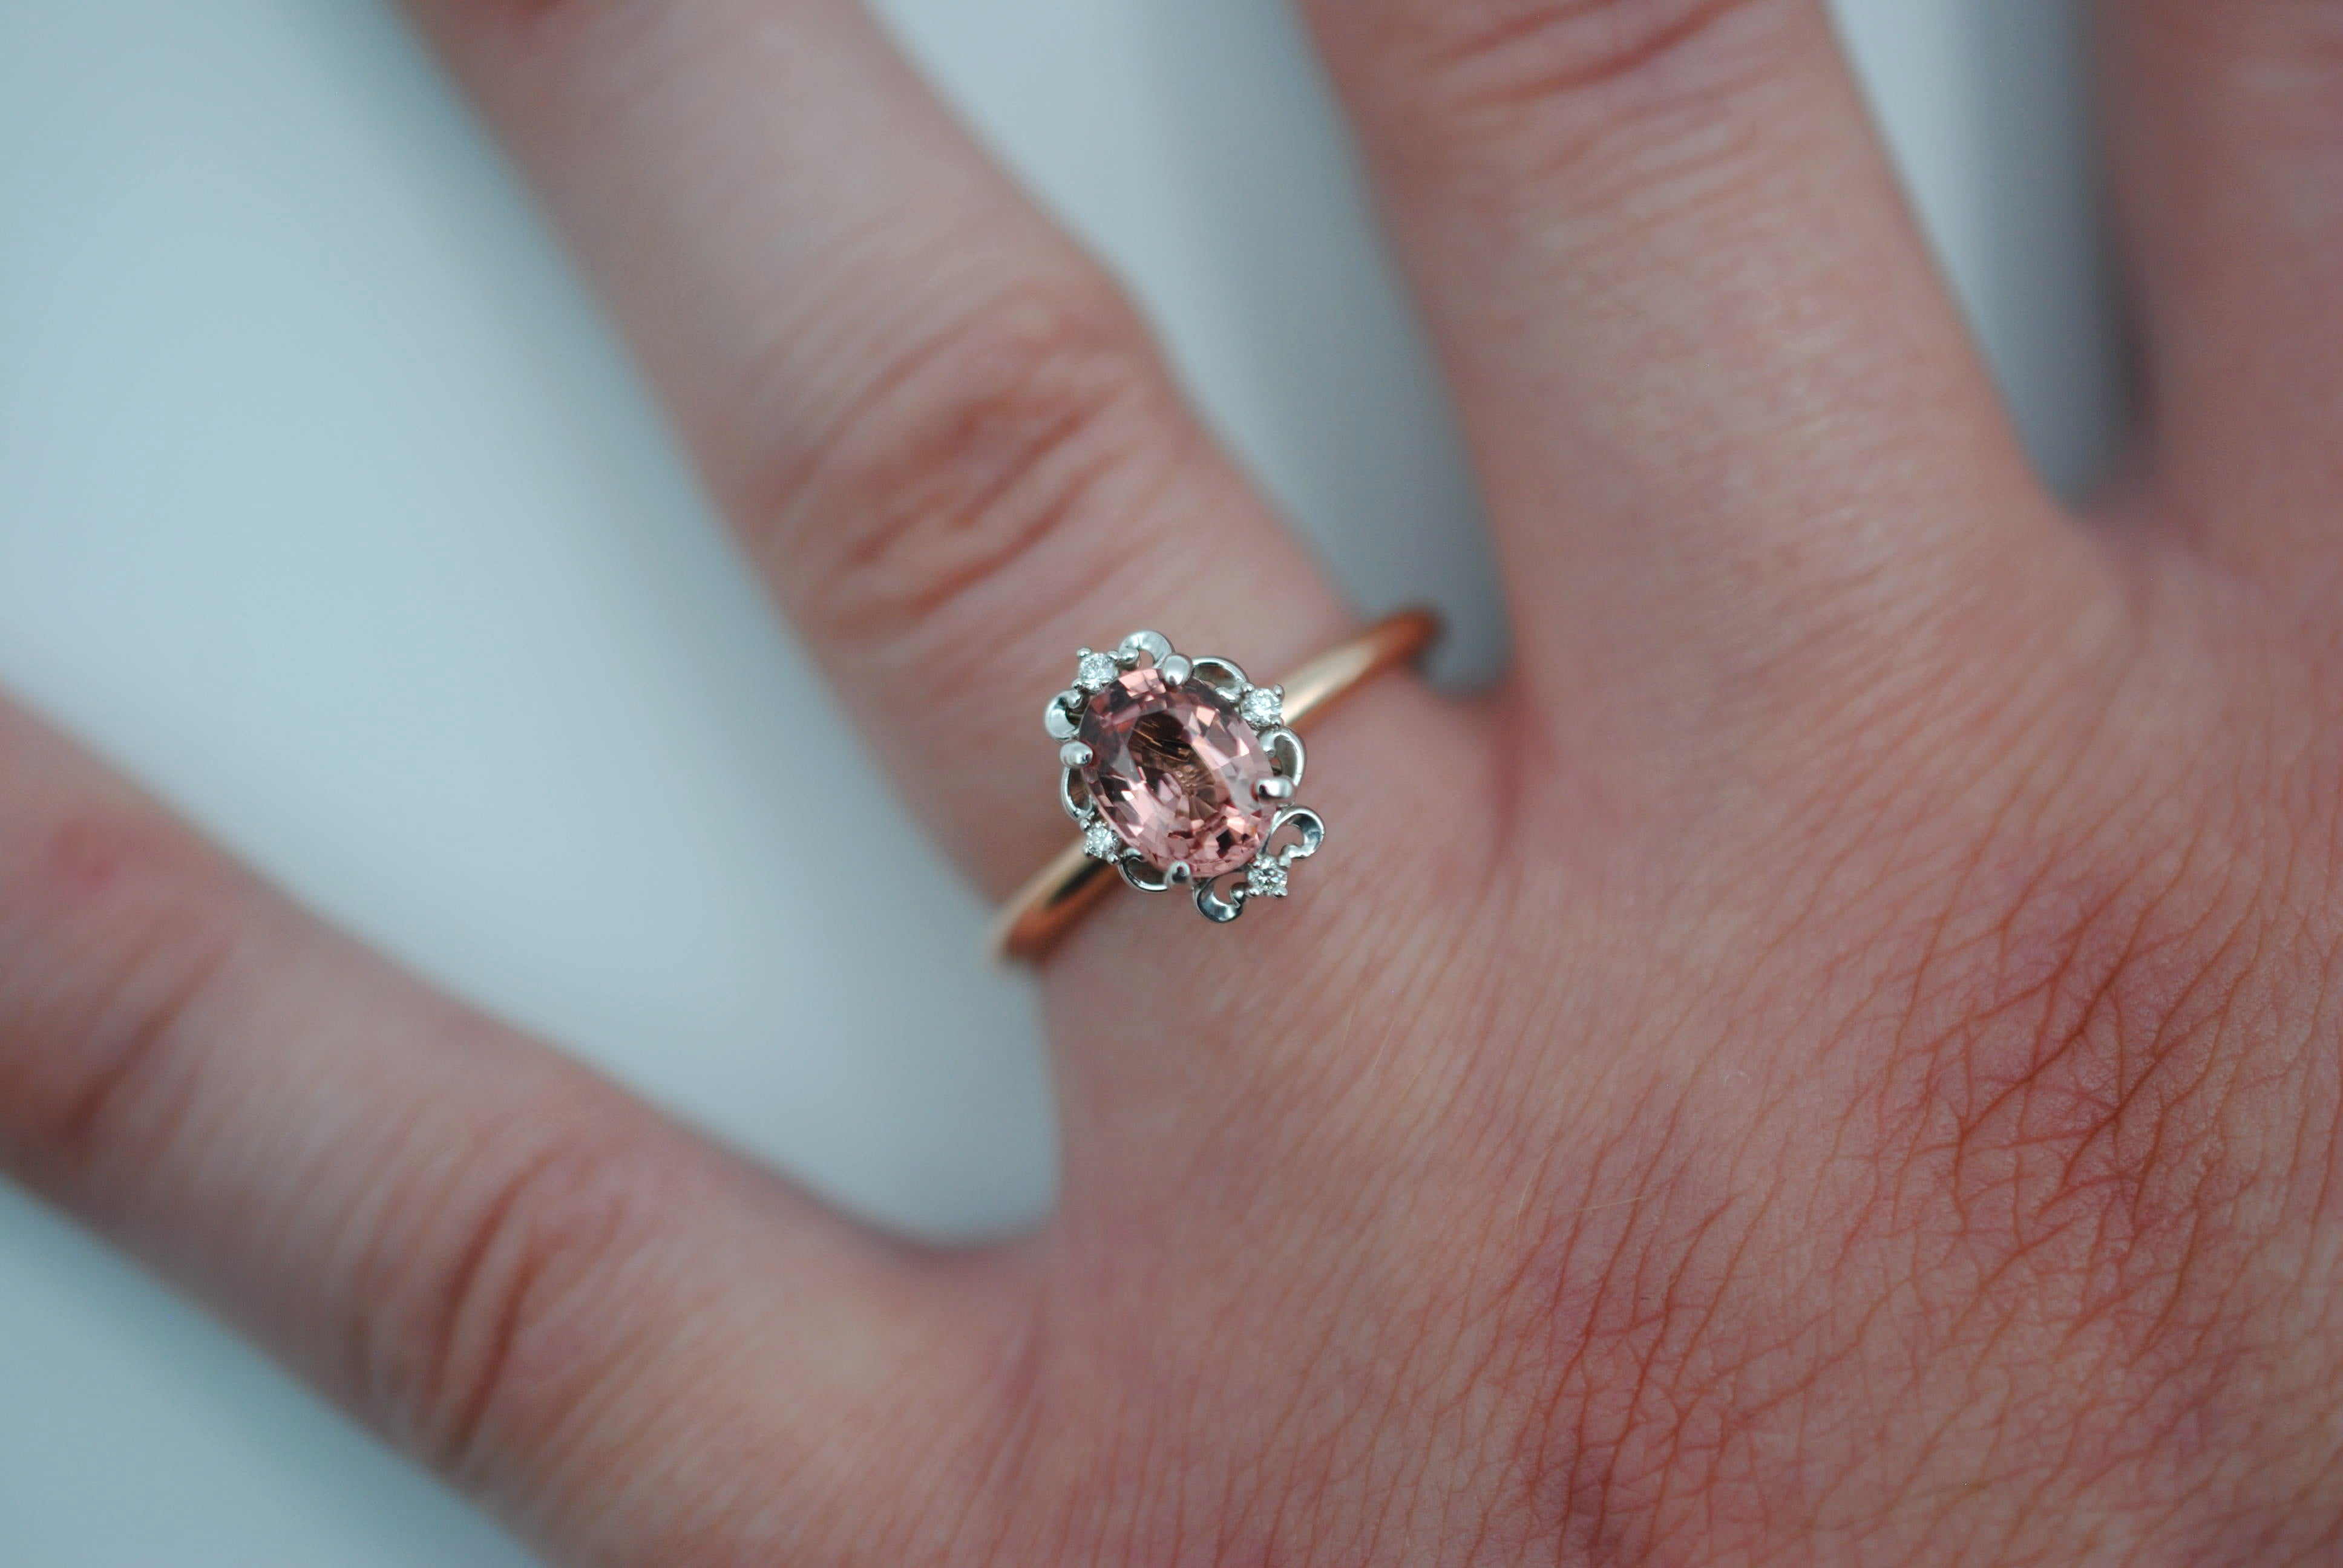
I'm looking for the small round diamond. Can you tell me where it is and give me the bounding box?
[1239,684,1283,730]
[1083,822,1122,861]
[1076,650,1121,692]
[1246,858,1289,899]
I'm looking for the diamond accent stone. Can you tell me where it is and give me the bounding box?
[1083,822,1122,861]
[1077,667,1277,878]
[1246,858,1289,899]
[1075,650,1121,692]
[1239,684,1283,730]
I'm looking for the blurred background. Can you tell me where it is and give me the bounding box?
[0,1,2122,1561]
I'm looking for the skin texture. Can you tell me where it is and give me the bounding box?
[5,0,2343,1561]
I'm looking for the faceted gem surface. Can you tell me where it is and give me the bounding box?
[1078,668,1276,877]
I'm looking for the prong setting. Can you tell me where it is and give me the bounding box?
[1075,648,1121,693]
[1238,682,1283,731]
[1050,629,1329,928]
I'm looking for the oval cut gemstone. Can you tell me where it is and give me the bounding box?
[1078,667,1276,877]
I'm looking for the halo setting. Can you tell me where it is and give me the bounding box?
[1046,630,1324,926]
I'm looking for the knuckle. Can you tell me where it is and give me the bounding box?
[1820,819,2335,1540]
[1462,787,2320,1555]
[750,278,1182,645]
[368,1115,677,1474]
[0,812,245,1188]
[1890,854,2264,1312]
[1853,791,2334,1360]
[1483,1120,1781,1560]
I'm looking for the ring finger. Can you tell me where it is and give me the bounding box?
[405,0,1358,899]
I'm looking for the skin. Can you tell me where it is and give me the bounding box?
[4,0,2343,1561]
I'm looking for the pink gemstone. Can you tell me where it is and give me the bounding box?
[1078,667,1276,878]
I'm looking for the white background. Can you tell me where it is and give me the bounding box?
[0,2,2122,1562]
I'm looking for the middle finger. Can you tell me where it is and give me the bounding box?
[1300,0,2089,770]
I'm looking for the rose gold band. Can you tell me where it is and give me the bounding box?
[990,608,1440,964]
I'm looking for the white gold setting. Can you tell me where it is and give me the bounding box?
[1049,629,1325,928]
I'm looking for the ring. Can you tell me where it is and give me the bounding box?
[991,609,1440,962]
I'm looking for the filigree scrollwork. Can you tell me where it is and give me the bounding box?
[1189,656,1248,701]
[1194,805,1326,922]
[1050,630,1329,926]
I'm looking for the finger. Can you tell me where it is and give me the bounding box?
[2097,1,2343,590]
[1297,0,2080,751]
[403,0,1356,897]
[0,699,1008,1561]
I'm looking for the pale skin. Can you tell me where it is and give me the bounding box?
[5,0,2343,1561]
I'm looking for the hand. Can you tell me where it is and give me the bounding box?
[7,1,2342,1561]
